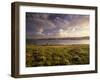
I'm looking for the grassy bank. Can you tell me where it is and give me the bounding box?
[26,44,89,67]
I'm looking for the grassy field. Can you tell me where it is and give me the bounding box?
[26,44,89,67]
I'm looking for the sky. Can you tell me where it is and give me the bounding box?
[26,12,89,39]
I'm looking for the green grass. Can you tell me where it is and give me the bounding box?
[26,44,89,67]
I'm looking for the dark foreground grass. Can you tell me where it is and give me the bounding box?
[26,44,89,67]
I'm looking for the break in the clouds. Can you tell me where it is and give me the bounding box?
[26,12,89,39]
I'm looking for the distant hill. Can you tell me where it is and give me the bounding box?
[28,36,89,40]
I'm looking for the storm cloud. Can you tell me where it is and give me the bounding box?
[26,12,89,39]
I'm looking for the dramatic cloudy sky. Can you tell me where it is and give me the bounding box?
[26,12,89,39]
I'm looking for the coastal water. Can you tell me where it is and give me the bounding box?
[27,39,89,45]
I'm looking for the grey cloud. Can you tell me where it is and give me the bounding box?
[26,13,89,39]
